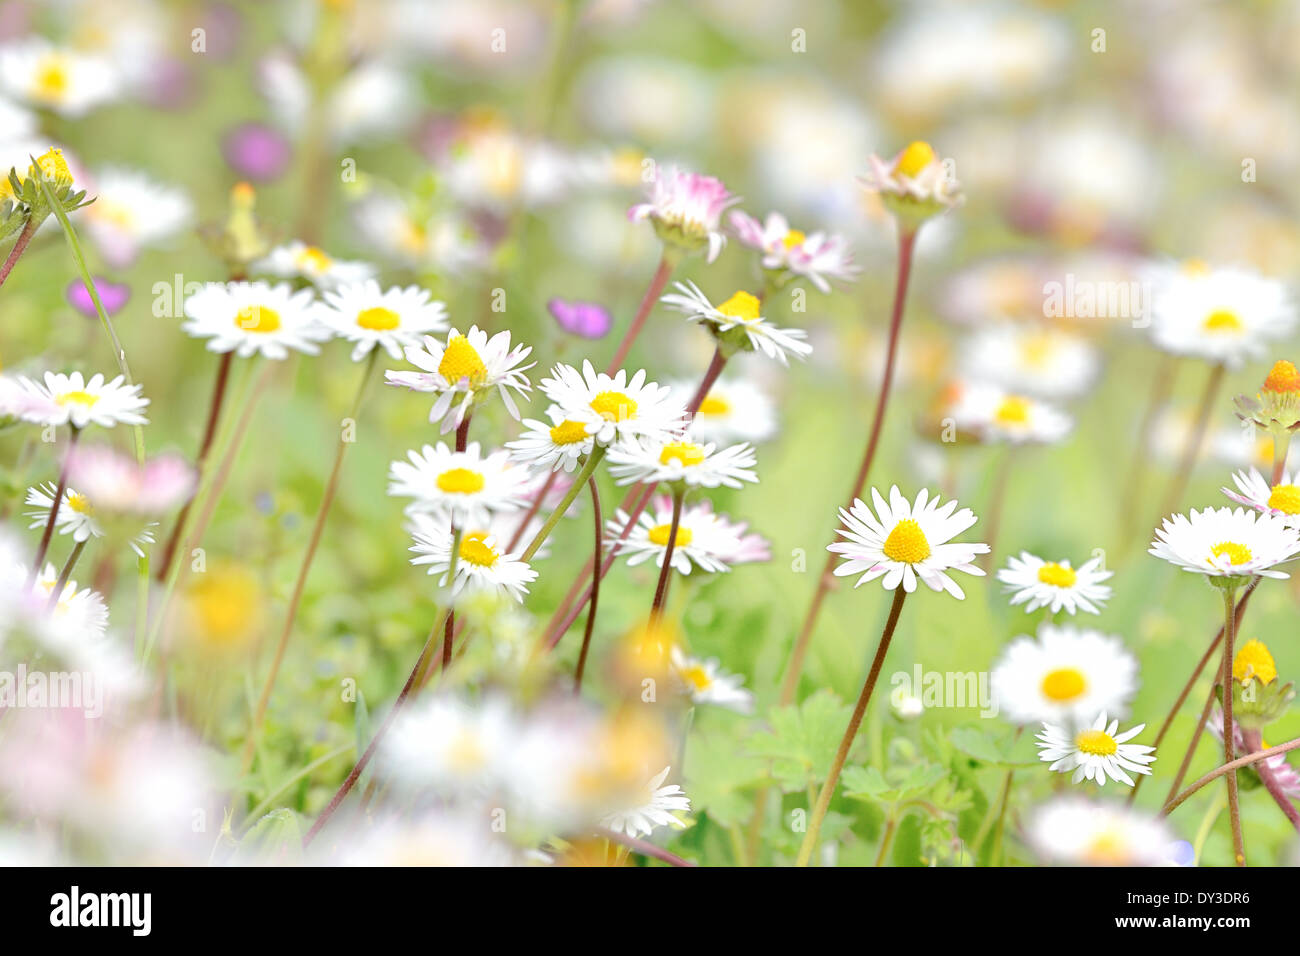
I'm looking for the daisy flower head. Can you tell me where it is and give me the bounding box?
[960,323,1101,401]
[949,380,1072,445]
[19,371,148,430]
[66,446,196,516]
[600,766,691,838]
[670,647,753,713]
[1236,359,1300,438]
[1028,797,1176,867]
[0,372,59,424]
[672,377,777,445]
[381,693,518,794]
[79,168,193,268]
[1036,713,1155,788]
[25,483,156,557]
[388,441,529,527]
[506,405,596,473]
[661,281,812,365]
[1149,506,1300,585]
[607,496,746,575]
[862,140,963,226]
[31,563,109,642]
[990,623,1139,726]
[0,39,121,117]
[606,431,757,490]
[385,326,533,434]
[538,360,685,447]
[252,240,376,291]
[828,486,989,598]
[998,551,1113,616]
[318,281,449,362]
[408,516,538,604]
[1222,468,1300,528]
[181,281,331,359]
[728,210,858,293]
[628,164,739,263]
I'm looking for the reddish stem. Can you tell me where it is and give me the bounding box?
[606,255,674,374]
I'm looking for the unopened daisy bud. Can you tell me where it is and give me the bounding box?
[29,147,72,189]
[1239,359,1300,441]
[862,140,963,229]
[1233,638,1277,686]
[1229,638,1295,729]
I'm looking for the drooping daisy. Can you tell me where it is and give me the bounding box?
[828,486,989,597]
[1222,468,1300,528]
[672,377,777,445]
[628,165,739,263]
[997,552,1113,616]
[1149,506,1300,581]
[317,281,449,362]
[182,281,331,359]
[959,323,1101,401]
[1036,713,1156,788]
[25,484,156,557]
[252,240,376,290]
[407,515,538,603]
[78,168,193,268]
[990,624,1139,726]
[1028,797,1176,867]
[670,647,753,713]
[0,39,121,116]
[506,405,596,473]
[948,380,1072,445]
[660,282,812,365]
[600,766,691,838]
[388,442,529,527]
[538,360,685,447]
[607,497,745,575]
[18,372,149,430]
[606,431,757,489]
[728,210,858,292]
[861,140,963,220]
[386,326,534,434]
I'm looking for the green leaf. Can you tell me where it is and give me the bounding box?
[747,689,853,792]
[234,809,303,865]
[683,730,767,828]
[841,762,948,804]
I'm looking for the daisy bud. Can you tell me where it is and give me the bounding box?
[1230,638,1295,730]
[861,140,963,229]
[29,147,72,189]
[1238,359,1300,438]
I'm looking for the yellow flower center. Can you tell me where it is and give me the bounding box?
[30,147,72,187]
[1083,830,1129,866]
[57,390,98,408]
[716,290,761,322]
[590,390,637,422]
[1208,541,1252,566]
[679,664,711,691]
[187,565,262,648]
[66,492,93,515]
[648,523,693,548]
[1040,667,1087,702]
[1037,562,1077,588]
[658,442,706,467]
[1075,729,1118,756]
[781,229,806,250]
[295,246,333,273]
[1232,638,1277,685]
[881,518,931,564]
[235,304,281,333]
[1263,360,1300,394]
[34,56,69,101]
[1268,484,1300,514]
[697,393,730,416]
[548,420,590,445]
[438,335,487,384]
[1181,258,1211,277]
[1202,309,1242,333]
[894,141,937,177]
[355,306,401,331]
[447,730,487,771]
[995,395,1031,425]
[436,468,485,494]
[458,531,498,567]
[1020,334,1055,368]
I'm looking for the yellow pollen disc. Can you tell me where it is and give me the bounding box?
[435,468,485,494]
[447,731,486,771]
[1263,360,1300,394]
[781,229,806,250]
[648,523,693,548]
[1041,667,1086,701]
[66,492,93,515]
[458,531,498,567]
[1233,638,1277,685]
[1037,562,1077,588]
[590,390,637,422]
[57,390,98,408]
[549,420,589,445]
[881,518,931,564]
[1202,309,1242,333]
[1208,540,1252,566]
[679,665,711,691]
[1075,729,1118,756]
[295,246,333,273]
[235,304,281,333]
[356,306,401,331]
[1268,484,1300,514]
[697,393,730,416]
[659,441,706,467]
[995,395,1031,425]
[1084,830,1128,866]
[34,57,69,100]
[894,141,936,177]
[438,335,487,384]
[716,290,761,322]
[1181,258,1211,277]
[31,147,72,186]
[1020,334,1055,368]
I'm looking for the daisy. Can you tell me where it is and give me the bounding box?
[506,405,596,474]
[1222,468,1300,528]
[728,210,858,292]
[78,168,192,268]
[607,497,745,575]
[672,377,777,445]
[0,39,121,117]
[252,240,376,291]
[948,380,1072,444]
[182,281,331,359]
[671,647,753,713]
[25,484,156,557]
[660,281,812,365]
[828,486,989,598]
[959,324,1101,401]
[386,326,533,434]
[1028,797,1176,866]
[381,693,518,794]
[1036,713,1156,788]
[997,551,1113,616]
[861,141,963,220]
[64,446,196,516]
[318,281,449,362]
[407,516,538,604]
[990,623,1139,726]
[1149,506,1300,581]
[18,372,148,429]
[628,165,739,263]
[538,360,684,447]
[606,432,757,489]
[31,564,109,642]
[600,766,691,838]
[388,442,529,527]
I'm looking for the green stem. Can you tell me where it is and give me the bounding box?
[45,539,86,612]
[1220,585,1245,866]
[520,446,605,562]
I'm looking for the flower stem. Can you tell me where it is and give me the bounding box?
[520,446,605,562]
[1158,361,1225,520]
[795,587,908,867]
[28,425,80,584]
[1241,728,1300,832]
[45,539,86,612]
[1219,585,1246,866]
[1164,735,1300,815]
[573,475,602,693]
[606,254,675,373]
[0,216,37,291]
[649,486,685,620]
[441,527,464,670]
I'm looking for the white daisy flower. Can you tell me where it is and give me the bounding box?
[661,281,812,365]
[538,360,685,447]
[25,483,156,557]
[628,165,739,263]
[997,551,1113,616]
[828,486,989,598]
[252,240,377,291]
[1036,713,1156,788]
[31,563,109,641]
[990,623,1139,726]
[959,323,1101,400]
[407,514,538,604]
[949,380,1072,445]
[0,39,121,116]
[18,372,148,430]
[380,694,518,793]
[600,766,691,838]
[317,281,449,362]
[1028,797,1176,867]
[506,405,596,473]
[1222,468,1300,528]
[1149,506,1300,580]
[861,141,963,215]
[607,498,745,575]
[671,647,753,713]
[671,377,777,445]
[79,167,192,268]
[728,210,858,293]
[606,431,757,489]
[388,442,529,527]
[385,326,533,434]
[182,281,331,359]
